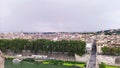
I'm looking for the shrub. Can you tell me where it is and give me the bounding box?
[23,58,35,62]
[99,62,106,68]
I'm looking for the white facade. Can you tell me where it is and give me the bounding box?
[86,43,92,54]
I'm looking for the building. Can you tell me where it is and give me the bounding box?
[86,43,92,54]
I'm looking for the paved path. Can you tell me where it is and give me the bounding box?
[87,40,97,68]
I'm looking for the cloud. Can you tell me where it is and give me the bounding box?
[100,10,120,29]
[0,0,11,18]
[0,8,11,18]
[1,0,120,32]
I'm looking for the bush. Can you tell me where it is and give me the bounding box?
[43,60,64,65]
[64,61,85,64]
[71,65,81,68]
[5,58,14,60]
[99,62,106,68]
[23,58,35,62]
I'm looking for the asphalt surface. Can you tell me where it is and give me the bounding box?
[87,41,97,68]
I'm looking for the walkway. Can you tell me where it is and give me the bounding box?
[86,40,97,68]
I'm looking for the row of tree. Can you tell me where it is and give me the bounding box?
[0,39,86,56]
[101,46,120,55]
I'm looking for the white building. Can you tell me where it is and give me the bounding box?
[86,43,92,54]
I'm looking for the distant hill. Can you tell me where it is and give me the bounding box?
[97,29,120,35]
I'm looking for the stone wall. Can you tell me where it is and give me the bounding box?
[97,55,120,66]
[0,50,4,68]
[75,54,90,62]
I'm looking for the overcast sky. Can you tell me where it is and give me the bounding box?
[0,0,120,32]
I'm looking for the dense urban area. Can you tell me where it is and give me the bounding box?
[0,30,120,68]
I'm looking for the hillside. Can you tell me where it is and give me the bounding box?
[97,29,120,35]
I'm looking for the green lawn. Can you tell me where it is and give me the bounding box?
[42,60,86,68]
[99,62,120,68]
[63,63,85,67]
[106,65,120,68]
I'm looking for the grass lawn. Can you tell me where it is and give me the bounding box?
[63,63,85,67]
[42,60,86,68]
[99,62,120,68]
[106,65,120,68]
[42,61,49,64]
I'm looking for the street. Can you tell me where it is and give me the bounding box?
[87,40,97,68]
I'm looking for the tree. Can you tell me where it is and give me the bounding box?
[101,46,120,56]
[0,39,86,56]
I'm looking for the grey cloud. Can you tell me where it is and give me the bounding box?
[1,0,120,32]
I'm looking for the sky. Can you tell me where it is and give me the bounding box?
[0,0,120,32]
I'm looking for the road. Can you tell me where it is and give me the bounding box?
[87,40,97,68]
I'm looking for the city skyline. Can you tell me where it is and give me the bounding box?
[0,0,120,32]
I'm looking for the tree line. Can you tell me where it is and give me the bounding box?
[0,39,86,56]
[101,46,120,55]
